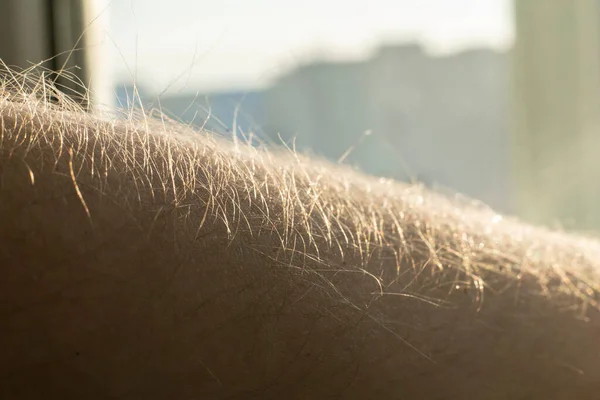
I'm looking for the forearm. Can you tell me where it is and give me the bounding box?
[1,82,599,399]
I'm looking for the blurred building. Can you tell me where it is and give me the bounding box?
[265,58,373,161]
[159,90,267,140]
[114,84,267,146]
[513,1,600,231]
[126,43,512,213]
[266,44,512,212]
[114,83,153,110]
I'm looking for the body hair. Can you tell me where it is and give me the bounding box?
[0,66,598,315]
[2,66,600,398]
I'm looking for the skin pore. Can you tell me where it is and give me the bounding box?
[1,70,600,399]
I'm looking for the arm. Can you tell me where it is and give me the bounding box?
[1,72,599,399]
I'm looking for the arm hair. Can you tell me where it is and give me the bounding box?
[1,69,599,399]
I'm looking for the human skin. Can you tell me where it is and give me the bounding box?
[0,73,599,399]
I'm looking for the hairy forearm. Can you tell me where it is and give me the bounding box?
[1,78,599,399]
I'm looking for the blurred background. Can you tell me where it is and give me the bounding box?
[1,0,599,234]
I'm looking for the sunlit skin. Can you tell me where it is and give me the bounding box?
[0,70,599,399]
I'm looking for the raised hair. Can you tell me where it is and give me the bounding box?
[1,64,599,324]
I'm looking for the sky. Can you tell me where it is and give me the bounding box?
[105,0,513,92]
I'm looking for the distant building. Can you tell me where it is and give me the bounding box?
[114,83,153,111]
[159,90,267,140]
[119,43,513,214]
[266,44,512,212]
[265,59,373,160]
[114,85,268,143]
[513,1,600,231]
